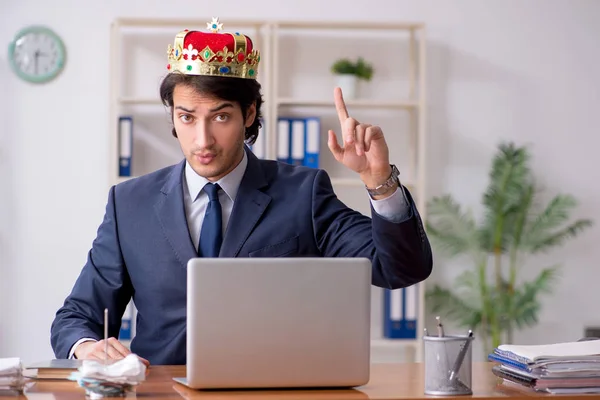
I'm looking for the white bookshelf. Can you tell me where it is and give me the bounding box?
[109,18,427,362]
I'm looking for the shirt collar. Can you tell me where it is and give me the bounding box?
[184,150,248,203]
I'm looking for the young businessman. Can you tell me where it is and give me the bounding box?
[50,19,433,365]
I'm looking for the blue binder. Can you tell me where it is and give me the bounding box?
[277,116,320,167]
[383,285,418,339]
[118,116,132,177]
[276,118,291,164]
[303,117,320,168]
[119,301,134,340]
[290,118,305,166]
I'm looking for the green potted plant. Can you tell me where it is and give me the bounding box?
[331,57,374,99]
[425,141,593,357]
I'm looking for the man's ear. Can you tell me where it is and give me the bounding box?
[245,103,257,128]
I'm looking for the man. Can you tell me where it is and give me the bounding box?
[50,19,433,366]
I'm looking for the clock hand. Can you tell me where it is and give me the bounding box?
[34,50,40,75]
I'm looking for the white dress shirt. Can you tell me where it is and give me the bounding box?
[183,150,248,251]
[69,151,410,358]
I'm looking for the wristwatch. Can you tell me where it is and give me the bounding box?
[365,164,400,197]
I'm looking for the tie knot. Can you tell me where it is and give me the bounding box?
[203,183,220,201]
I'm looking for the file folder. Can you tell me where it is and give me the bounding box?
[277,118,291,164]
[383,285,418,339]
[118,116,132,177]
[290,119,305,166]
[304,117,320,168]
[119,300,134,340]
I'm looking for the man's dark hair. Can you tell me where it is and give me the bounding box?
[159,73,263,145]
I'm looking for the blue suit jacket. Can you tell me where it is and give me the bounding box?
[50,148,432,365]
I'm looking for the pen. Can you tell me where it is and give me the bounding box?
[448,330,474,382]
[104,308,108,365]
[436,316,445,337]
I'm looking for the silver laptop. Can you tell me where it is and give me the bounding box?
[173,257,372,389]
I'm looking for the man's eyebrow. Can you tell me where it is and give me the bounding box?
[209,103,234,112]
[174,105,195,113]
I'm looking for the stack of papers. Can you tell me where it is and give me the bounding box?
[26,358,83,379]
[489,339,600,394]
[0,357,25,394]
[68,354,146,398]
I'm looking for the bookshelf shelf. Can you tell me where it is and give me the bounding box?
[275,21,424,31]
[114,17,265,29]
[372,338,420,348]
[109,18,428,363]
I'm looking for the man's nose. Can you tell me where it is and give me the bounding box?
[194,122,215,148]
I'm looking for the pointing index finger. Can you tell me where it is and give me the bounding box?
[334,87,349,124]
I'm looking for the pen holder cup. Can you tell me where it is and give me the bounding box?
[423,334,474,396]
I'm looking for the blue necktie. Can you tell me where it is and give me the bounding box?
[198,183,222,258]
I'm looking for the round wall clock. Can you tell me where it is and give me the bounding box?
[8,25,66,84]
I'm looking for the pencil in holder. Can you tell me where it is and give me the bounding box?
[423,332,474,396]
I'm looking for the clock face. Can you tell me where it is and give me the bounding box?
[8,26,66,83]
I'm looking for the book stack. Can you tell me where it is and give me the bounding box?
[0,357,24,394]
[26,358,83,379]
[489,339,600,394]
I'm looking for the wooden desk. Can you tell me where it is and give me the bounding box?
[18,362,600,399]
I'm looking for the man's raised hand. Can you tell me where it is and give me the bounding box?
[327,87,392,189]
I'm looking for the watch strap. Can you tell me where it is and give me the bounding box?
[365,165,400,197]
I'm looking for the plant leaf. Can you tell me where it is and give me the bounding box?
[522,195,593,252]
[506,182,536,251]
[480,142,532,253]
[425,195,481,261]
[509,266,560,329]
[525,194,576,236]
[425,285,482,329]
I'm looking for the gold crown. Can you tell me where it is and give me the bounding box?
[166,17,260,79]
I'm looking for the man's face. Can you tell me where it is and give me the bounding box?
[172,84,255,181]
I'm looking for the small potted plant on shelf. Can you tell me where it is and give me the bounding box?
[330,57,374,99]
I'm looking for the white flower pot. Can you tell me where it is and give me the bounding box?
[335,74,358,100]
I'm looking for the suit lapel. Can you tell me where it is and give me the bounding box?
[154,160,197,268]
[220,149,271,257]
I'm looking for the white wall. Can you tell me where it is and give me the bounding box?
[1,0,599,363]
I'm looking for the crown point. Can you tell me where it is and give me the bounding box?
[207,17,223,33]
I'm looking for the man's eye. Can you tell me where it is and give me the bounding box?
[179,114,192,123]
[215,114,228,122]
